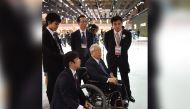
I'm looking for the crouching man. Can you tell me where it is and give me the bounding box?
[51,51,92,109]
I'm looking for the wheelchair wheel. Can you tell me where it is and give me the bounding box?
[81,84,106,109]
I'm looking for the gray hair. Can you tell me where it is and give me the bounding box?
[89,44,100,54]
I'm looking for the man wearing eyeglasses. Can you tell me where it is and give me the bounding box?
[71,15,93,67]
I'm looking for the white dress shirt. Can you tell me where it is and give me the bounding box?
[114,29,122,46]
[70,68,84,109]
[79,29,86,38]
[46,27,54,37]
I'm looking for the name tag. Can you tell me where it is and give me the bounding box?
[81,44,87,48]
[115,46,121,56]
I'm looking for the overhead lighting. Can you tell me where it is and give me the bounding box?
[123,21,127,26]
[137,1,144,6]
[134,24,137,29]
[140,1,144,4]
[59,0,63,3]
[85,4,87,6]
[140,22,146,27]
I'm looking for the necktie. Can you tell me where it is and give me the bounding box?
[74,73,78,88]
[81,32,87,44]
[53,32,63,53]
[115,32,120,46]
[99,61,108,76]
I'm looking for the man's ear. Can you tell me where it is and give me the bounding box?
[47,21,51,25]
[68,61,72,67]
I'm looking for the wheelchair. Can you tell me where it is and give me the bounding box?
[77,67,129,109]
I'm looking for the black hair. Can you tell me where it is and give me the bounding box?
[91,24,98,29]
[77,15,86,23]
[45,13,61,25]
[64,51,79,68]
[111,16,123,24]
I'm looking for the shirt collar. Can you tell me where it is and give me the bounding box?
[46,27,54,36]
[70,68,77,77]
[114,29,122,36]
[92,57,100,64]
[80,29,86,34]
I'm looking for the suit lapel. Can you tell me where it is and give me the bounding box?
[91,58,108,76]
[111,29,116,46]
[66,68,77,89]
[91,58,100,69]
[86,30,91,47]
[119,30,124,46]
[45,29,60,51]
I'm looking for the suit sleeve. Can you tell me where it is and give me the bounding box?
[59,77,80,109]
[71,32,75,51]
[103,32,108,51]
[42,32,63,57]
[78,88,87,105]
[126,31,132,50]
[85,61,108,83]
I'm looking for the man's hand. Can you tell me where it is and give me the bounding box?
[84,101,93,109]
[110,72,115,78]
[108,77,118,85]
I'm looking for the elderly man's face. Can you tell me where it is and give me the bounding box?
[93,47,102,60]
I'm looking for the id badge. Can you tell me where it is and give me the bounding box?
[115,46,121,55]
[81,44,87,48]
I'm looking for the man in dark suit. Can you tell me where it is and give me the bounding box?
[51,51,92,109]
[42,13,65,103]
[104,16,135,102]
[71,15,93,67]
[85,44,128,106]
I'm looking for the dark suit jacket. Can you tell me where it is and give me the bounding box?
[51,68,86,109]
[71,29,93,59]
[85,57,110,83]
[42,28,64,74]
[104,29,132,72]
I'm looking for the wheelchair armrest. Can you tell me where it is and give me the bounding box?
[88,80,100,83]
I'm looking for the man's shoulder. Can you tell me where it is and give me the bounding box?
[86,57,95,65]
[122,29,131,35]
[57,69,72,82]
[105,29,113,34]
[43,28,50,36]
[86,57,93,63]
[104,29,113,37]
[71,30,81,40]
[72,30,79,35]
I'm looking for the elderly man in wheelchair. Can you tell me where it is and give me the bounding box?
[78,44,129,109]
